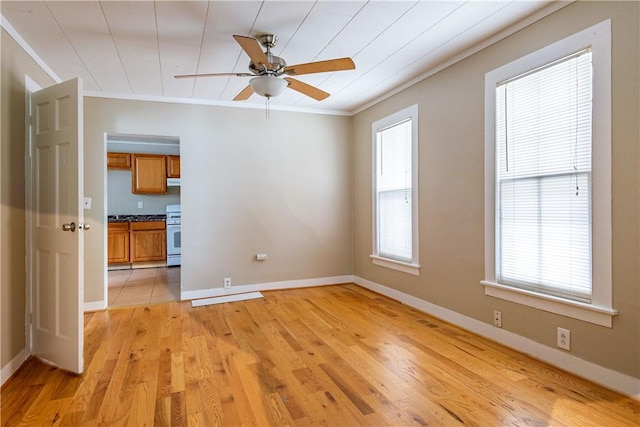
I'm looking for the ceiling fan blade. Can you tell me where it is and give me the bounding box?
[233,85,254,101]
[233,35,270,68]
[174,72,253,79]
[284,57,355,76]
[284,78,330,101]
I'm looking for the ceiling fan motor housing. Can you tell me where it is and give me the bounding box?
[249,55,287,76]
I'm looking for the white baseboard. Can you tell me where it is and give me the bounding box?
[182,275,354,301]
[1,348,29,386]
[354,276,640,401]
[84,300,106,312]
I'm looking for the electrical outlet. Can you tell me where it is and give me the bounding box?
[137,201,144,209]
[223,277,232,289]
[493,310,502,328]
[557,327,571,350]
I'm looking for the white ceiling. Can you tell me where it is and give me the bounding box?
[1,1,563,114]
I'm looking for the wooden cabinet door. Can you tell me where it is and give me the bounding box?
[132,154,167,194]
[107,152,131,169]
[130,228,167,262]
[167,155,180,178]
[108,223,130,264]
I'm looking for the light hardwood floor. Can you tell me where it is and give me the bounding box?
[1,284,638,426]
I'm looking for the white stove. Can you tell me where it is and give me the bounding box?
[166,204,181,266]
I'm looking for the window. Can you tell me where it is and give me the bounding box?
[497,49,593,302]
[371,105,419,275]
[483,20,616,327]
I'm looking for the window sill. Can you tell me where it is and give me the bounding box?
[481,280,617,327]
[370,255,420,276]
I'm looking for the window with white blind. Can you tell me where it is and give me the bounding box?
[371,105,419,275]
[496,49,593,302]
[483,20,616,327]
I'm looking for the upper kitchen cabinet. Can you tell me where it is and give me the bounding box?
[107,152,131,170]
[132,153,167,194]
[167,155,180,178]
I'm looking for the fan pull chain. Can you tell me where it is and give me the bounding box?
[265,96,271,119]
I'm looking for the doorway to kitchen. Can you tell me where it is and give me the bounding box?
[105,133,181,308]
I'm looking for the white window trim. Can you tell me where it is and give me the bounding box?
[483,20,616,327]
[370,255,420,276]
[371,104,420,275]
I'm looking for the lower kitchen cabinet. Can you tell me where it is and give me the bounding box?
[108,223,130,264]
[108,220,167,265]
[130,221,167,263]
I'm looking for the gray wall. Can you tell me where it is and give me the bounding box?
[84,98,354,302]
[0,28,56,367]
[352,1,639,378]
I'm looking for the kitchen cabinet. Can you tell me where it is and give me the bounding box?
[108,222,130,264]
[130,221,167,263]
[107,152,131,170]
[167,155,180,178]
[132,154,167,194]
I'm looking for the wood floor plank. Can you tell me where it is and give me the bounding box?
[153,396,170,427]
[170,391,186,426]
[2,284,638,426]
[13,379,62,426]
[195,376,223,426]
[94,327,139,423]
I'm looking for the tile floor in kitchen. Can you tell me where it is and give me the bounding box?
[108,266,180,308]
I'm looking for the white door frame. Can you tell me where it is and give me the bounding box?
[24,75,42,355]
[102,132,108,306]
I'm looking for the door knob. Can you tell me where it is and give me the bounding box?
[62,222,76,232]
[79,223,91,231]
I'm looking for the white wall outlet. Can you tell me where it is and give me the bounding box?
[493,310,502,328]
[557,327,571,350]
[223,277,232,289]
[138,201,144,209]
[256,253,267,261]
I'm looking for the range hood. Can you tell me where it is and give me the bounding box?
[167,178,181,187]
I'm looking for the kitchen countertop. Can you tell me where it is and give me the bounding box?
[108,214,166,223]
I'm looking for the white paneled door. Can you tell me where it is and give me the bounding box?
[29,78,84,374]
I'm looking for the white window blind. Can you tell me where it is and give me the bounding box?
[376,119,413,262]
[496,49,593,303]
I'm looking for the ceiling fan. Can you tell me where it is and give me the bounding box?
[174,34,355,102]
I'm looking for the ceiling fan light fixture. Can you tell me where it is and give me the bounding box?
[250,76,287,98]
